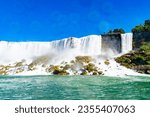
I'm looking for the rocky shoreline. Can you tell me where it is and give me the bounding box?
[115,43,150,74]
[0,56,104,76]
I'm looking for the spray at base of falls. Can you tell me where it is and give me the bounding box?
[0,33,138,76]
[0,35,102,65]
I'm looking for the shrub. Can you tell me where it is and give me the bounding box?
[140,43,150,54]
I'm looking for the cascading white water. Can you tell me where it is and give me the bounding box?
[0,35,102,64]
[50,35,102,56]
[121,33,133,54]
[0,33,133,65]
[0,41,53,64]
[0,33,137,76]
[79,35,102,55]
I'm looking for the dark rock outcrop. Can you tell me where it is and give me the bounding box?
[101,33,122,53]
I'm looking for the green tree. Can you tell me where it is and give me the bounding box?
[144,20,150,26]
[113,28,125,34]
[132,20,150,32]
[132,25,144,33]
[144,25,150,31]
[107,28,125,34]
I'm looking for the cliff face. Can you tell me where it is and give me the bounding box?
[102,31,150,51]
[133,31,150,49]
[101,34,122,54]
[101,33,133,54]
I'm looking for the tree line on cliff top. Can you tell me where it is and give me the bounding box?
[107,20,150,34]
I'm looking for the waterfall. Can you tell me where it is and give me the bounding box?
[50,35,102,56]
[0,33,133,65]
[79,35,102,55]
[0,41,53,64]
[121,33,133,54]
[0,35,102,64]
[0,33,136,76]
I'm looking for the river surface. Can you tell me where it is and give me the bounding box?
[0,75,150,100]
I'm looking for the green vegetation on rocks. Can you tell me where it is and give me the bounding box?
[46,56,104,75]
[0,61,28,75]
[115,43,150,74]
[0,56,104,76]
[75,56,93,64]
[140,43,150,54]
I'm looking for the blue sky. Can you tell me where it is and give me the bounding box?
[0,0,150,41]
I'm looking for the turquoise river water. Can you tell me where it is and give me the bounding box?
[0,75,150,100]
